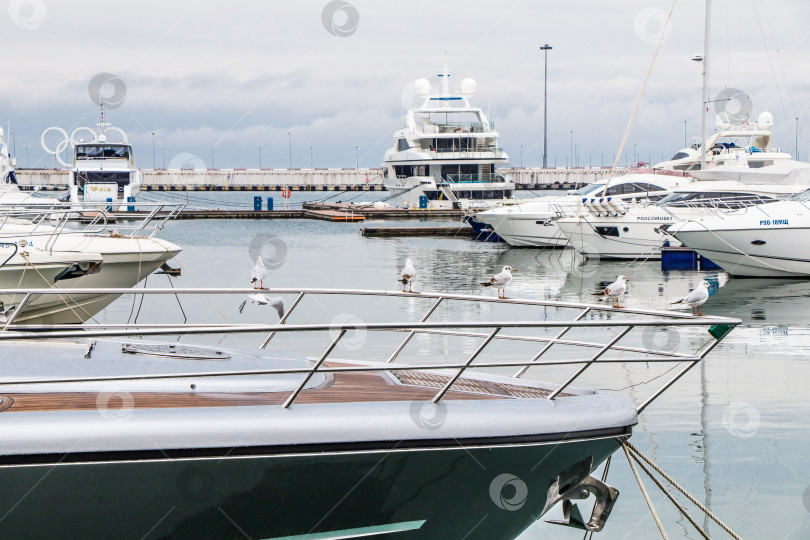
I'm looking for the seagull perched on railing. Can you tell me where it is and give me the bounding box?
[250,256,267,289]
[238,293,285,318]
[481,266,516,299]
[672,280,710,315]
[599,275,629,308]
[399,258,416,292]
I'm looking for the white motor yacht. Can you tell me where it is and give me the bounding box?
[42,106,141,209]
[0,206,181,324]
[670,189,810,277]
[382,58,514,210]
[475,173,691,247]
[555,180,806,259]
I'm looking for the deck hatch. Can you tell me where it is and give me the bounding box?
[121,343,230,361]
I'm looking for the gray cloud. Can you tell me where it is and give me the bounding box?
[2,0,809,169]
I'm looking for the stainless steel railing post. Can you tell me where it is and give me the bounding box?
[283,328,346,408]
[547,325,633,400]
[431,327,500,404]
[386,297,443,363]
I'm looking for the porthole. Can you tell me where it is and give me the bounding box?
[751,240,766,245]
[623,227,629,233]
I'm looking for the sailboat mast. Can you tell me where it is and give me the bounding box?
[700,0,712,169]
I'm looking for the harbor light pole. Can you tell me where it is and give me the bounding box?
[540,43,552,169]
[287,132,292,169]
[259,146,262,169]
[310,146,313,169]
[569,130,573,169]
[520,144,523,168]
[211,147,214,169]
[162,147,165,169]
[25,147,28,168]
[355,146,359,170]
[151,132,155,169]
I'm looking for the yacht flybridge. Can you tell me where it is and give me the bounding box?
[654,112,791,172]
[382,58,514,209]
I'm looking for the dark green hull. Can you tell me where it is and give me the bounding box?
[0,431,625,539]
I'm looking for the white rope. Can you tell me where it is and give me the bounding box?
[622,442,669,539]
[628,448,710,539]
[627,442,743,539]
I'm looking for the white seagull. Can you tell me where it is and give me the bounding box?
[600,275,629,308]
[399,258,416,292]
[673,280,710,315]
[481,266,516,299]
[238,293,285,318]
[250,256,267,289]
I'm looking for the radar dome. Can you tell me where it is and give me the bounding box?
[460,78,478,96]
[757,111,774,129]
[414,78,431,98]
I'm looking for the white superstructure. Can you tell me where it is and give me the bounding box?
[382,58,514,209]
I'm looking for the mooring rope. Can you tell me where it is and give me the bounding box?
[625,442,744,539]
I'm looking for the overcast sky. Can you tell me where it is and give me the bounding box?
[2,0,809,170]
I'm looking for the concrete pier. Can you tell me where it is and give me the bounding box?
[14,166,627,191]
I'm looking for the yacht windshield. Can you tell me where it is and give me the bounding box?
[76,145,131,159]
[658,191,777,208]
[790,188,810,201]
[569,183,605,196]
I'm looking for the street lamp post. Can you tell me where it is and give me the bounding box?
[25,147,28,168]
[151,132,155,169]
[211,147,214,169]
[520,144,523,168]
[162,147,165,169]
[287,132,292,169]
[540,43,552,169]
[355,146,359,170]
[259,146,262,169]
[569,130,573,169]
[310,146,313,169]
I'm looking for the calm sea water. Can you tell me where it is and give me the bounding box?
[98,191,809,539]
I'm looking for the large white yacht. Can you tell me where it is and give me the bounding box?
[475,173,691,247]
[382,58,514,209]
[42,106,142,208]
[670,189,810,277]
[555,179,807,259]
